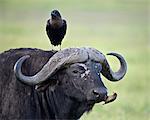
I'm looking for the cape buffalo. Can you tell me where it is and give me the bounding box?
[0,47,127,120]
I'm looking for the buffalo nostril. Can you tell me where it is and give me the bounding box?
[93,88,107,98]
[93,90,100,98]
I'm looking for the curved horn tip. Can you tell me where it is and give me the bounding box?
[107,52,127,65]
[22,55,30,59]
[14,55,30,76]
[14,55,30,66]
[104,52,127,82]
[107,52,122,56]
[18,55,30,60]
[106,52,127,66]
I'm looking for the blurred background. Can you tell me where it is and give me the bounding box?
[0,0,149,120]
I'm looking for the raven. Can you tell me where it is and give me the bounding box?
[46,10,67,50]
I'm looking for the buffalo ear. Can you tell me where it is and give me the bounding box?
[35,79,58,92]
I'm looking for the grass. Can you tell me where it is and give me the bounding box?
[0,0,149,120]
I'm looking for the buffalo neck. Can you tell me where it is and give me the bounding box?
[35,86,90,120]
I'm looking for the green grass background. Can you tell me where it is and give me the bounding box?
[0,0,149,120]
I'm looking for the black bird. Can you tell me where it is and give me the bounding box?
[46,10,67,50]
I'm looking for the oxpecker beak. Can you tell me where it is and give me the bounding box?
[103,92,117,105]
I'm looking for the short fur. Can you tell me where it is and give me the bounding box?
[0,48,56,119]
[0,48,107,120]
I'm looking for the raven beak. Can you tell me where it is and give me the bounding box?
[51,13,57,19]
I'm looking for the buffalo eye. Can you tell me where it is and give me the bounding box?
[70,64,86,75]
[72,70,79,74]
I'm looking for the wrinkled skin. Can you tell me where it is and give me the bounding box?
[60,61,107,102]
[38,61,108,119]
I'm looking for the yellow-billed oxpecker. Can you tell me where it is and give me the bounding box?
[46,10,67,50]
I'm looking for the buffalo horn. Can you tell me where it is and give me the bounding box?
[14,47,127,86]
[85,48,127,81]
[101,52,127,81]
[14,48,88,85]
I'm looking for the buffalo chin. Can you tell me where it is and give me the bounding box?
[85,99,103,113]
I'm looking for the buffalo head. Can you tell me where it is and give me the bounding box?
[14,47,127,111]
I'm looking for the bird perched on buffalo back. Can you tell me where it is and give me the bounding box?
[46,10,67,50]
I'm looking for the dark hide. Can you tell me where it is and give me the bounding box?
[0,48,107,120]
[0,48,56,119]
[46,19,67,46]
